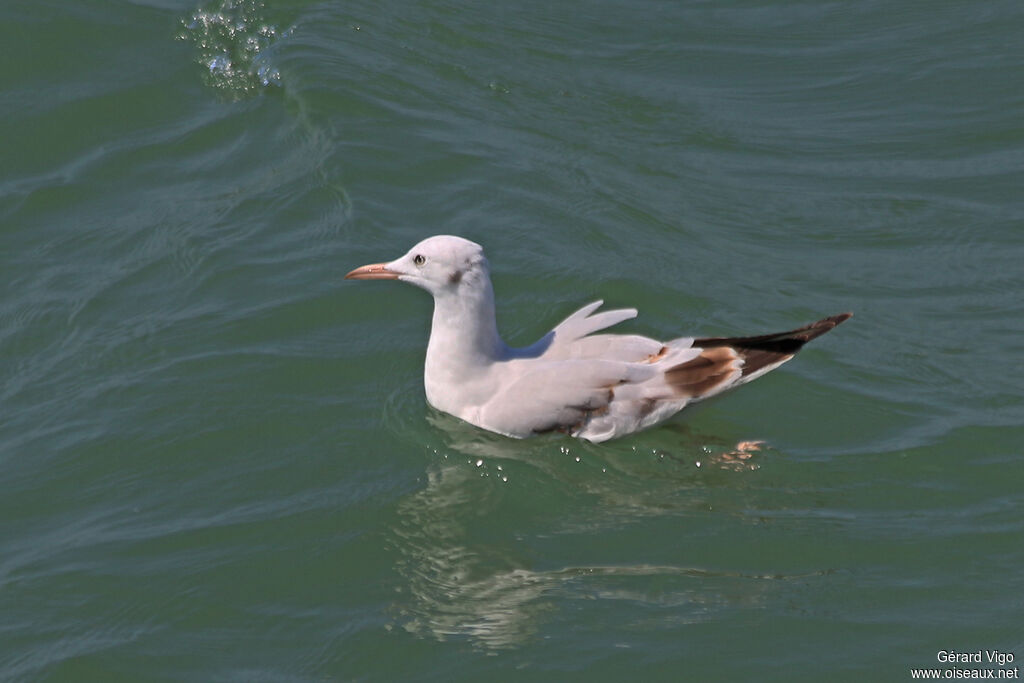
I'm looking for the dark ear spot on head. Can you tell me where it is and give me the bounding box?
[448,269,462,284]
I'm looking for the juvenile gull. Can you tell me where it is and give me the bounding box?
[346,235,850,443]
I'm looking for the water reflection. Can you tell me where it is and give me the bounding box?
[386,407,796,649]
[391,440,550,649]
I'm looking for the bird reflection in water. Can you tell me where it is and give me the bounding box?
[390,446,555,649]
[385,412,781,650]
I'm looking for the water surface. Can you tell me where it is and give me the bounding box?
[2,0,1022,679]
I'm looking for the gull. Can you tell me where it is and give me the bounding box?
[346,235,850,443]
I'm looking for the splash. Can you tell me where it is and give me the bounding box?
[178,0,290,97]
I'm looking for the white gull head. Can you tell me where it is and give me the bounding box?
[346,235,490,298]
[347,235,505,416]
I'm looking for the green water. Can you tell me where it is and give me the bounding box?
[2,0,1022,680]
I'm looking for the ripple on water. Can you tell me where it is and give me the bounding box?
[178,0,292,97]
[382,404,830,651]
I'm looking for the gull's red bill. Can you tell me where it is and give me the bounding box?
[345,262,400,280]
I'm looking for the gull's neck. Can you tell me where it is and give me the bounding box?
[423,272,509,416]
[426,277,506,370]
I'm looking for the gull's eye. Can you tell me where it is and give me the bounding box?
[413,254,425,266]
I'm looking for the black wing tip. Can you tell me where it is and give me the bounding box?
[803,312,853,340]
[829,312,853,325]
[663,311,853,395]
[694,312,853,348]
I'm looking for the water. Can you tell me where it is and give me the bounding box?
[2,0,1022,679]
